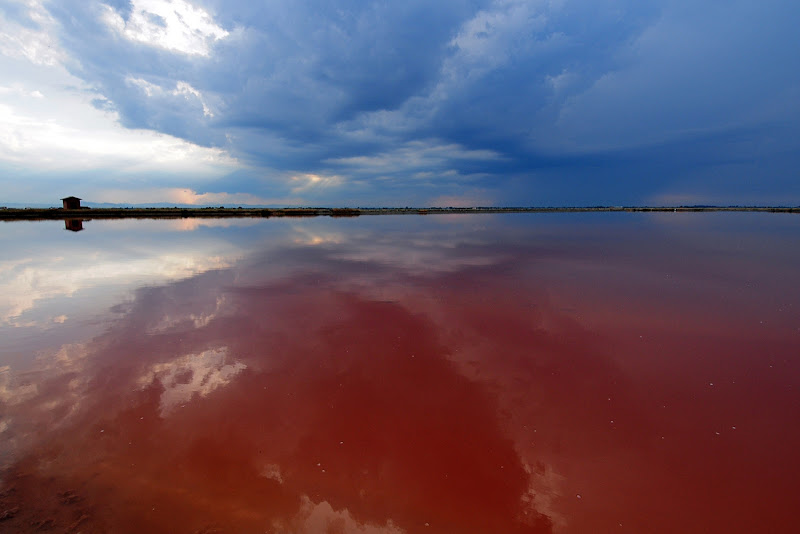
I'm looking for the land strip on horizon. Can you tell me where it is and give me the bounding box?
[1,206,799,221]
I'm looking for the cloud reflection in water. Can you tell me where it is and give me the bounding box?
[1,214,799,533]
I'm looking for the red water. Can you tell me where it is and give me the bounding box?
[1,214,798,533]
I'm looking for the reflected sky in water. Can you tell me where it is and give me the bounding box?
[1,214,799,533]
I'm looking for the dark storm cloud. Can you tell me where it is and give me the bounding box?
[38,0,800,204]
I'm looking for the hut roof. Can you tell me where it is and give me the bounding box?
[61,196,82,201]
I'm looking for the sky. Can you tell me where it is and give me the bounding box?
[1,0,798,207]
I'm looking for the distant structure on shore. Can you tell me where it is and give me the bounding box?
[61,196,82,209]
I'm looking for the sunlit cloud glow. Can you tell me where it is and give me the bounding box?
[289,173,344,194]
[90,187,287,206]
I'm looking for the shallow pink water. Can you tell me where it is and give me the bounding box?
[1,213,798,533]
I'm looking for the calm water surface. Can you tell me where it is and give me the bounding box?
[1,213,798,533]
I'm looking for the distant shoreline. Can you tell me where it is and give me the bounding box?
[1,206,799,221]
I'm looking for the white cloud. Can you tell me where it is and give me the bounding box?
[291,226,345,247]
[0,0,64,66]
[520,459,567,529]
[448,0,548,75]
[166,218,263,232]
[0,84,45,99]
[127,77,215,117]
[0,99,236,171]
[259,463,283,483]
[326,140,503,176]
[380,0,557,123]
[174,81,213,117]
[0,252,235,326]
[147,295,228,333]
[125,76,161,97]
[0,366,39,406]
[546,69,578,94]
[276,496,405,534]
[137,347,247,416]
[101,0,229,57]
[327,231,502,279]
[0,342,95,467]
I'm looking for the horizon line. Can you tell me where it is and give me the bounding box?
[2,205,799,222]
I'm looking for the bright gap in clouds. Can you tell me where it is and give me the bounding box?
[101,0,229,57]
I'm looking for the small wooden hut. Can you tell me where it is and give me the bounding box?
[61,196,82,209]
[64,219,84,232]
